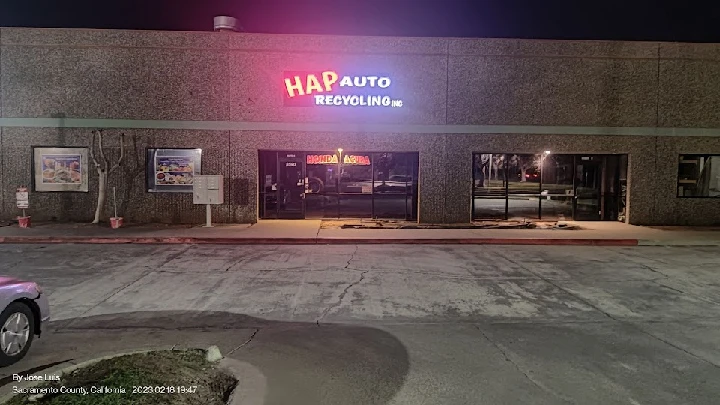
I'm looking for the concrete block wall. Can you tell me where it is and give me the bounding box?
[0,29,230,121]
[447,39,661,127]
[1,27,720,224]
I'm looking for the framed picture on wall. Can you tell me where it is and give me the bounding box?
[146,148,202,193]
[32,146,90,192]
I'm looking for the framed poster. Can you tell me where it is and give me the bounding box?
[146,148,202,193]
[32,147,89,192]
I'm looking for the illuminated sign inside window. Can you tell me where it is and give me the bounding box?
[343,155,370,165]
[283,71,403,108]
[306,154,371,165]
[307,154,338,164]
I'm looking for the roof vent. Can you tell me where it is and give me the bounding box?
[214,16,238,32]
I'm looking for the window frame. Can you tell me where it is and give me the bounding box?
[676,154,720,198]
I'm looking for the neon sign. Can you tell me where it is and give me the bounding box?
[283,71,403,108]
[307,154,338,164]
[343,155,370,165]
[306,154,371,165]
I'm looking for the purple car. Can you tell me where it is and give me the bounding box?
[0,277,50,367]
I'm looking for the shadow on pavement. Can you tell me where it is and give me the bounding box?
[5,311,411,405]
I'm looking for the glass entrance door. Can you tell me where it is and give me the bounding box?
[573,158,602,220]
[278,154,305,219]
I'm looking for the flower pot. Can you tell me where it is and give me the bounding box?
[17,216,31,228]
[110,217,124,229]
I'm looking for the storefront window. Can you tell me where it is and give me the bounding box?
[473,154,508,219]
[338,153,373,217]
[259,151,419,220]
[677,155,720,197]
[339,194,373,217]
[373,153,417,219]
[506,154,541,219]
[305,194,339,218]
[473,153,628,221]
[307,161,338,194]
[340,155,373,194]
[258,151,279,218]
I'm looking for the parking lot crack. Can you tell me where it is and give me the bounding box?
[635,263,671,278]
[317,256,367,325]
[609,249,672,278]
[652,279,720,305]
[633,327,720,369]
[56,245,193,331]
[227,328,260,356]
[492,250,619,322]
[653,281,685,295]
[344,245,359,269]
[475,325,575,404]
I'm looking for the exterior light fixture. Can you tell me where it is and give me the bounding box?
[544,150,551,155]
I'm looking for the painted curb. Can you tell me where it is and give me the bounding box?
[0,236,641,246]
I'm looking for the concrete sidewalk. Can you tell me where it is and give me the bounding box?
[1,220,719,246]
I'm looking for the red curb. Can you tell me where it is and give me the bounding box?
[0,236,640,246]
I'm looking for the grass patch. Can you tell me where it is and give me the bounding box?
[7,349,237,405]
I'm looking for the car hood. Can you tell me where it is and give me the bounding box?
[0,276,31,287]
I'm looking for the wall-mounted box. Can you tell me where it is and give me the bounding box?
[193,175,224,205]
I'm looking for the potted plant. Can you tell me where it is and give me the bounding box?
[17,212,31,228]
[16,187,31,228]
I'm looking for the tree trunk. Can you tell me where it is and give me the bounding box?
[520,165,527,182]
[488,154,493,181]
[93,170,108,224]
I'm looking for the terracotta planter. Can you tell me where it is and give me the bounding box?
[17,216,31,228]
[110,217,124,229]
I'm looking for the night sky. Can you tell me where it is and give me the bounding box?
[2,0,720,42]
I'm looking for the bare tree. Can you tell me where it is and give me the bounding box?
[492,154,505,180]
[475,154,489,187]
[89,129,126,224]
[118,134,147,217]
[509,154,542,182]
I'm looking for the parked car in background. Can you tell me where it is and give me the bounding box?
[374,175,414,193]
[0,277,50,366]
